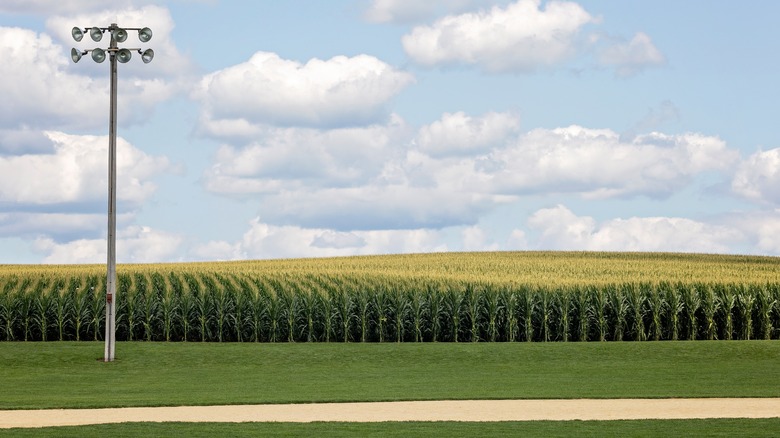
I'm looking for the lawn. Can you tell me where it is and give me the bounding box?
[0,341,778,409]
[2,419,780,438]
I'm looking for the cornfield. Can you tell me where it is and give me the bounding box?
[0,252,778,342]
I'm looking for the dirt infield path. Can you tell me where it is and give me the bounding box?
[2,398,779,429]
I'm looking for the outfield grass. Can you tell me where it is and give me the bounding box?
[0,341,778,409]
[2,419,780,438]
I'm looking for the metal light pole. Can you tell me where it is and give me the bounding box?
[71,24,154,362]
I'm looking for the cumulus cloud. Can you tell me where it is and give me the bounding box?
[0,131,170,206]
[33,225,183,264]
[478,126,737,198]
[256,185,497,230]
[731,210,780,254]
[195,51,414,130]
[0,212,104,239]
[364,0,489,23]
[416,111,520,157]
[462,225,499,251]
[597,32,666,77]
[193,218,448,260]
[402,0,593,72]
[0,14,181,133]
[204,109,738,231]
[399,125,736,201]
[732,148,780,205]
[0,27,105,130]
[204,115,409,193]
[200,113,507,230]
[526,205,743,253]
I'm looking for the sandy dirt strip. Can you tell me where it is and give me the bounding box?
[1,398,779,429]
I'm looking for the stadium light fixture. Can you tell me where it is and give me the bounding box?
[70,23,153,362]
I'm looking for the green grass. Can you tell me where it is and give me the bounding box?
[0,341,778,409]
[2,419,780,437]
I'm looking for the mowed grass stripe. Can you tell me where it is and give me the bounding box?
[0,342,777,410]
[3,419,780,438]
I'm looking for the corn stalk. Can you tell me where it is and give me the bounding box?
[665,283,683,341]
[681,284,701,341]
[89,276,105,341]
[464,284,482,342]
[557,287,571,342]
[608,285,628,341]
[574,286,590,342]
[500,286,519,342]
[755,284,776,340]
[700,284,718,340]
[425,284,443,342]
[716,284,736,340]
[70,277,91,341]
[735,284,754,340]
[519,286,535,342]
[626,283,646,342]
[407,286,426,342]
[0,276,19,341]
[444,286,462,342]
[591,286,608,342]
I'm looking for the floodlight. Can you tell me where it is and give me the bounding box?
[90,27,103,42]
[117,48,132,63]
[140,48,154,63]
[112,28,128,43]
[91,48,106,63]
[71,27,83,42]
[71,48,83,63]
[138,27,152,43]
[68,21,155,364]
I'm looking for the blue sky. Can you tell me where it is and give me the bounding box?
[1,0,780,263]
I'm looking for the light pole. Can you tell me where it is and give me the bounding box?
[71,24,154,362]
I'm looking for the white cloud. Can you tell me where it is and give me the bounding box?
[204,115,409,193]
[462,225,499,251]
[311,230,367,249]
[479,126,737,198]
[194,218,448,260]
[416,111,520,157]
[33,225,183,264]
[364,0,489,23]
[255,185,498,230]
[200,113,508,230]
[0,212,104,238]
[0,27,104,130]
[733,210,780,254]
[732,148,780,205]
[506,229,528,250]
[195,51,414,130]
[527,204,743,253]
[0,14,181,133]
[399,125,736,201]
[402,0,593,72]
[0,131,170,205]
[203,111,737,231]
[597,32,666,77]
